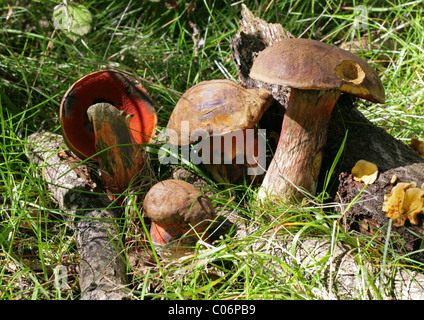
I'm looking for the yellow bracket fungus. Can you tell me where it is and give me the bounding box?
[410,138,424,158]
[382,181,424,227]
[351,160,378,185]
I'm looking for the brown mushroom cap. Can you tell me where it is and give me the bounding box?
[143,179,215,230]
[167,79,273,145]
[250,38,385,104]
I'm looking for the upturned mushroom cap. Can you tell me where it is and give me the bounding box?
[60,70,157,160]
[167,79,273,145]
[143,179,215,230]
[250,38,385,104]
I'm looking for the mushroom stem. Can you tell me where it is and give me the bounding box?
[259,88,341,201]
[150,221,211,258]
[143,179,216,258]
[87,102,144,199]
[150,221,206,246]
[150,222,185,245]
[203,126,262,184]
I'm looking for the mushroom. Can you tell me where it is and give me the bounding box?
[249,38,385,201]
[382,181,424,227]
[410,138,424,158]
[351,160,378,185]
[166,79,273,184]
[143,179,216,258]
[60,70,157,198]
[402,188,424,225]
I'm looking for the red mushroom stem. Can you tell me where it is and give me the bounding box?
[259,88,341,201]
[87,102,145,200]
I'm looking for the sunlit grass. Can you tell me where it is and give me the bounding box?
[1,0,424,300]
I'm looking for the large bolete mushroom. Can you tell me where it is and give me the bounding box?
[143,179,216,258]
[166,79,273,184]
[60,70,157,198]
[250,38,385,201]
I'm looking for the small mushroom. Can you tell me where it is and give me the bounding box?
[351,160,378,185]
[402,188,424,225]
[250,38,385,201]
[390,174,398,185]
[166,79,273,184]
[60,70,157,197]
[410,138,424,158]
[382,181,423,227]
[143,179,216,258]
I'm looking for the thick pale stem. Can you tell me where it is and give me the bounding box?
[259,88,341,201]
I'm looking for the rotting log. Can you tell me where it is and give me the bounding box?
[28,132,129,300]
[231,5,424,262]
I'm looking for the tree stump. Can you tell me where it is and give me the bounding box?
[231,4,424,262]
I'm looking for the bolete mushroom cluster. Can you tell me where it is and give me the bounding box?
[382,181,424,227]
[59,71,218,260]
[58,36,387,261]
[249,38,385,201]
[351,160,379,185]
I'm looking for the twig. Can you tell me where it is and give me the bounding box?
[27,131,129,300]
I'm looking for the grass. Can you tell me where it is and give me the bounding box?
[1,0,424,300]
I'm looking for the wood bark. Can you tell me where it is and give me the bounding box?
[231,5,424,262]
[28,132,129,300]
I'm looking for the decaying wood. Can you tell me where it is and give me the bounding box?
[231,4,293,92]
[324,96,424,178]
[231,5,424,262]
[28,132,129,300]
[328,100,424,263]
[337,163,424,263]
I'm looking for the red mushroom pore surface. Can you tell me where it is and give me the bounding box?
[60,70,157,160]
